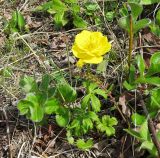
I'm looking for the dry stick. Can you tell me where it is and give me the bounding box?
[0,51,35,72]
[140,98,160,157]
[16,33,46,70]
[2,107,13,158]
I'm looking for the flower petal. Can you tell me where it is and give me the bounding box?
[75,30,92,50]
[82,56,103,64]
[72,30,112,67]
[72,44,94,58]
[77,59,84,67]
[90,36,111,56]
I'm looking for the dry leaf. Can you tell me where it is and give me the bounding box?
[119,95,131,117]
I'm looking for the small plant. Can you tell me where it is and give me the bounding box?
[18,75,117,149]
[4,10,26,34]
[36,0,87,29]
[123,52,160,157]
[17,30,117,150]
[150,9,160,37]
[18,74,72,125]
[125,113,159,157]
[118,2,151,68]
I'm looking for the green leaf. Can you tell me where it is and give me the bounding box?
[129,64,136,84]
[2,68,12,77]
[93,89,107,99]
[51,0,68,12]
[105,126,116,136]
[29,103,44,122]
[149,24,160,37]
[85,2,99,12]
[128,3,143,21]
[119,7,128,17]
[81,94,91,109]
[71,3,80,13]
[82,118,93,132]
[140,0,159,5]
[66,130,74,144]
[88,111,99,121]
[48,87,57,98]
[136,77,160,86]
[156,10,160,26]
[57,83,77,102]
[123,80,136,90]
[37,92,48,105]
[39,74,51,92]
[36,1,54,11]
[124,129,144,140]
[90,94,101,112]
[118,16,130,32]
[44,98,60,114]
[19,75,38,93]
[89,83,98,92]
[25,93,44,122]
[73,15,87,28]
[25,93,38,104]
[140,141,158,156]
[140,141,154,151]
[97,115,118,136]
[54,12,68,28]
[56,107,70,127]
[64,0,77,3]
[127,0,159,4]
[17,100,32,115]
[139,120,150,140]
[76,139,93,150]
[128,0,140,3]
[150,88,160,109]
[134,18,151,33]
[56,114,69,127]
[17,11,25,30]
[9,11,18,28]
[102,115,118,126]
[131,113,146,126]
[136,54,145,77]
[105,11,115,22]
[147,52,160,76]
[97,60,108,74]
[70,119,80,129]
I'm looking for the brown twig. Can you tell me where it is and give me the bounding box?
[140,98,160,157]
[2,107,12,158]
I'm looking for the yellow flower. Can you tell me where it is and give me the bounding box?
[72,30,111,67]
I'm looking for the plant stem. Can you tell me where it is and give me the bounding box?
[128,14,133,69]
[66,44,72,86]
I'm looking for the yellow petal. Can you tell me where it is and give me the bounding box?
[77,59,84,67]
[72,44,95,58]
[91,37,111,56]
[82,56,103,64]
[75,30,92,50]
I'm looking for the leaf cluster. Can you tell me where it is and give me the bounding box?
[36,0,87,29]
[4,10,26,34]
[118,2,151,34]
[17,74,117,150]
[150,9,160,37]
[125,113,160,157]
[124,52,160,156]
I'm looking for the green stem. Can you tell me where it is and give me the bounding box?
[128,14,133,70]
[66,44,72,86]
